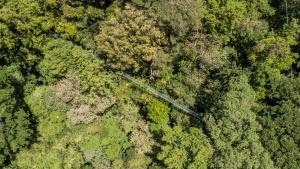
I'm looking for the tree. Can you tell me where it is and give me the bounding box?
[12,142,85,169]
[0,0,50,70]
[270,0,300,27]
[0,65,33,167]
[258,76,300,169]
[249,21,299,99]
[80,115,131,168]
[39,39,114,95]
[125,149,152,169]
[204,0,274,43]
[249,35,298,72]
[129,120,154,154]
[204,74,275,169]
[146,99,169,124]
[37,111,66,142]
[132,0,206,37]
[26,76,115,127]
[153,0,205,37]
[157,125,212,169]
[25,85,69,120]
[96,4,166,73]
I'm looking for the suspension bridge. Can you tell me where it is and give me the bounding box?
[118,72,201,119]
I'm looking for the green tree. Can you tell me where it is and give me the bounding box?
[0,65,33,167]
[249,21,299,99]
[0,0,51,70]
[258,76,300,169]
[25,85,69,120]
[80,115,131,168]
[125,149,152,169]
[146,99,169,124]
[157,126,212,169]
[204,0,274,43]
[153,0,205,37]
[37,111,67,142]
[12,142,85,169]
[204,74,275,169]
[132,0,206,37]
[270,0,300,26]
[249,35,298,72]
[39,39,114,95]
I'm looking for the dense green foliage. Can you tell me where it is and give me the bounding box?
[0,66,33,167]
[157,126,212,169]
[0,0,300,168]
[258,76,300,169]
[204,74,275,169]
[146,99,169,124]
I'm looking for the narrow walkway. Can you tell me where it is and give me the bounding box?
[119,72,201,119]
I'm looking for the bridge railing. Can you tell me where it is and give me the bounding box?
[118,72,201,119]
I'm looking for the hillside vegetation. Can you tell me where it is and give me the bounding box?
[0,0,300,168]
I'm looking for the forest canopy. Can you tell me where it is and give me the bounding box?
[0,0,299,169]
